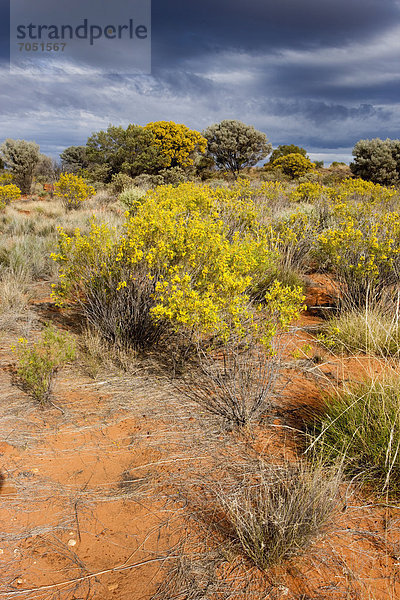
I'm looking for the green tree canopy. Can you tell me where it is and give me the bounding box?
[269,144,308,163]
[203,120,272,179]
[0,139,41,194]
[85,124,176,182]
[60,146,89,174]
[350,138,400,185]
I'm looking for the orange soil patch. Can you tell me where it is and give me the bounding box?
[0,279,399,599]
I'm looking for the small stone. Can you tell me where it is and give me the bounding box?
[67,539,77,547]
[108,583,119,591]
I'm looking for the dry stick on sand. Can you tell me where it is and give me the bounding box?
[5,556,179,597]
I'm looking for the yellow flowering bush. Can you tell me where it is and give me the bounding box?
[267,208,320,275]
[315,208,400,307]
[144,121,207,169]
[0,183,21,209]
[0,172,13,186]
[54,173,95,210]
[272,153,315,179]
[52,182,305,349]
[290,182,334,203]
[336,178,398,204]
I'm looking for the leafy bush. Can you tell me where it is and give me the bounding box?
[314,204,400,308]
[52,182,304,351]
[350,138,400,185]
[310,378,400,495]
[118,186,147,213]
[110,172,135,194]
[272,153,315,179]
[204,120,272,179]
[54,173,95,210]
[12,325,76,404]
[0,184,21,209]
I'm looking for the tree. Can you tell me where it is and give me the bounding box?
[203,120,271,179]
[269,144,308,163]
[60,146,89,174]
[0,139,40,194]
[272,153,315,178]
[350,138,400,185]
[35,154,61,184]
[143,121,207,170]
[85,124,164,182]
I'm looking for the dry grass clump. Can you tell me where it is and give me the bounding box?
[0,234,59,281]
[209,460,341,570]
[0,273,31,330]
[78,325,139,378]
[154,459,342,599]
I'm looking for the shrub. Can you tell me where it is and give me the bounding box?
[180,281,305,427]
[158,166,189,185]
[290,182,334,203]
[144,121,207,169]
[310,378,400,496]
[0,184,21,209]
[54,173,95,210]
[12,325,76,404]
[52,183,304,351]
[269,144,308,163]
[272,153,315,179]
[119,186,147,213]
[0,172,13,186]
[314,206,400,308]
[336,178,397,205]
[350,138,400,185]
[268,208,320,275]
[110,172,135,194]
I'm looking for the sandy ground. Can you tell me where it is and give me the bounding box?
[0,277,399,599]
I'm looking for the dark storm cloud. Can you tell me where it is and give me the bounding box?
[152,0,400,67]
[1,0,400,162]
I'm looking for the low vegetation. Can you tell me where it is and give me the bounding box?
[12,324,76,404]
[2,125,400,597]
[310,378,400,496]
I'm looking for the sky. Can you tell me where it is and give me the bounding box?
[1,0,400,164]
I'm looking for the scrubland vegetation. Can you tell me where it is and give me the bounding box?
[1,123,400,598]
